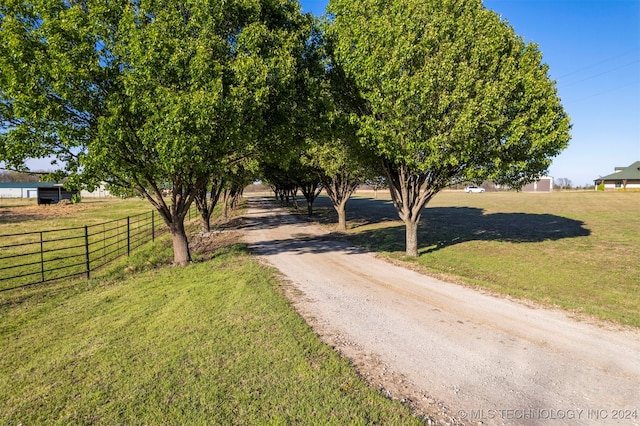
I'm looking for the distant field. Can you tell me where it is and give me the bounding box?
[305,191,640,327]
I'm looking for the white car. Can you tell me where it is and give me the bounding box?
[464,185,485,193]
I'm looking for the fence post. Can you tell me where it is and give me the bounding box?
[152,211,155,242]
[127,216,131,256]
[84,226,90,280]
[40,231,45,282]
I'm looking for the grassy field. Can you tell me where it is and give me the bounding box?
[0,200,423,425]
[305,191,640,327]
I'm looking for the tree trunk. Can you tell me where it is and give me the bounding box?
[404,218,419,257]
[194,194,212,233]
[335,202,347,231]
[221,188,235,221]
[170,219,191,266]
[134,179,196,267]
[382,162,437,258]
[321,171,359,232]
[200,216,211,233]
[291,189,299,211]
[300,182,322,217]
[194,178,224,233]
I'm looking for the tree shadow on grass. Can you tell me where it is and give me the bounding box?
[0,210,48,225]
[343,200,591,255]
[422,207,590,253]
[245,196,590,257]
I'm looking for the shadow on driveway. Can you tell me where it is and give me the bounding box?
[245,197,368,256]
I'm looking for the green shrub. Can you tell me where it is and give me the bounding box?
[70,193,82,204]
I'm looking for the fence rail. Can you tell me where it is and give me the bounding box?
[0,206,195,292]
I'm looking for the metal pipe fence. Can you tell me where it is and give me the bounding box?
[0,206,196,292]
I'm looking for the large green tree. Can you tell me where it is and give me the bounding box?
[0,0,108,175]
[328,0,571,256]
[1,0,311,265]
[302,28,376,231]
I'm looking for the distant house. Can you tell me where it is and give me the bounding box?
[0,182,78,204]
[594,161,640,191]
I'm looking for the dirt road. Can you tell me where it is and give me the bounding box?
[242,197,640,425]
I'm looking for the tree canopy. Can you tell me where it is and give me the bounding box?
[328,0,571,256]
[2,0,572,261]
[1,0,312,264]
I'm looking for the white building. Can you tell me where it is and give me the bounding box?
[80,182,112,198]
[521,176,554,192]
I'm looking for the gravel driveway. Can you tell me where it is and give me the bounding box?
[242,197,640,425]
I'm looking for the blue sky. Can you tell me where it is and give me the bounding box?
[300,0,640,186]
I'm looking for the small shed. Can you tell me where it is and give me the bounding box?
[37,185,78,204]
[521,176,554,192]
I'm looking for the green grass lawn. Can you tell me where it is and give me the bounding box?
[305,191,640,327]
[0,238,423,424]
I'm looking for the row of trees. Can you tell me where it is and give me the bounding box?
[0,170,41,182]
[0,0,571,263]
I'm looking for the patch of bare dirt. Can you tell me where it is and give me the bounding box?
[189,229,243,259]
[0,202,93,223]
